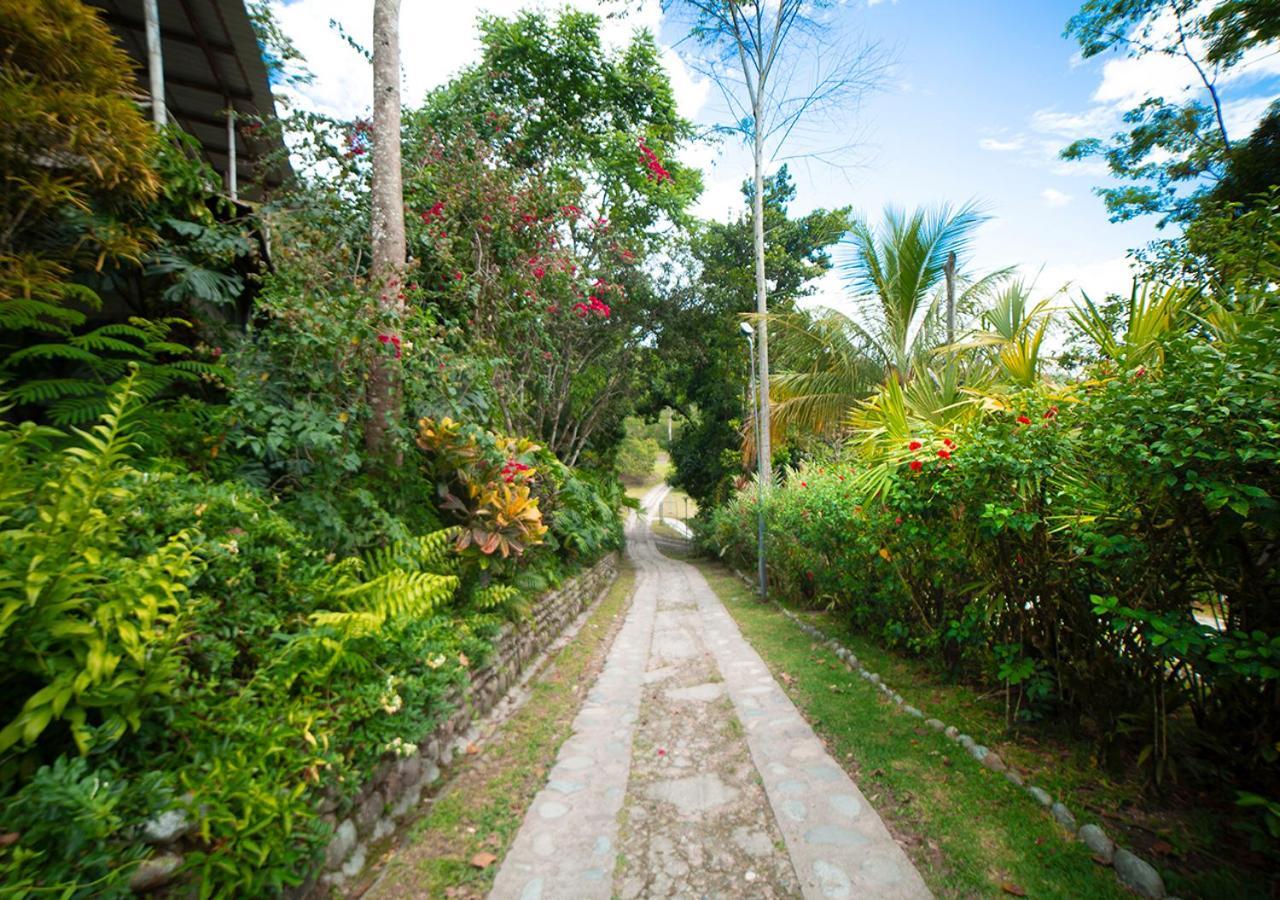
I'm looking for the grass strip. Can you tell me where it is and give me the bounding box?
[775,592,1265,899]
[696,560,1128,899]
[363,560,637,899]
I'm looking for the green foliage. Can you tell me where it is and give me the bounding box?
[0,756,163,897]
[1061,0,1280,225]
[708,299,1280,829]
[662,167,849,505]
[0,375,197,761]
[616,432,660,480]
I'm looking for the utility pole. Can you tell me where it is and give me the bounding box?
[143,0,165,126]
[741,322,766,600]
[944,251,957,345]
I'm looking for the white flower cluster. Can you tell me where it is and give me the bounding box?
[383,736,416,758]
[379,675,403,714]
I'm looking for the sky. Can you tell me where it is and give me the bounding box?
[269,0,1280,307]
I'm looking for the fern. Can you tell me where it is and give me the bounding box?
[315,570,459,637]
[363,528,460,578]
[470,583,524,618]
[289,529,463,676]
[0,371,197,756]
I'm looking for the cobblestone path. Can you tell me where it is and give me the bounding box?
[490,486,931,900]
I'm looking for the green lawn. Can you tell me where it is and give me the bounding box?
[695,560,1129,899]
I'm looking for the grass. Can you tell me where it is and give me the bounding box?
[657,485,697,523]
[775,601,1273,900]
[622,452,672,502]
[364,560,637,899]
[694,559,1130,900]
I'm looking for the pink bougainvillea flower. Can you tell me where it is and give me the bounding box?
[1016,415,1031,425]
[657,748,666,757]
[533,267,546,280]
[909,460,923,472]
[909,440,922,451]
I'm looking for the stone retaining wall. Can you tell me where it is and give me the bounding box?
[305,552,619,895]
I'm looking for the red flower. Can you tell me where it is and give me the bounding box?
[937,449,951,460]
[1043,406,1058,419]
[420,200,444,222]
[909,460,923,472]
[453,271,463,281]
[909,440,922,451]
[943,438,955,449]
[800,481,807,488]
[1016,415,1031,425]
[894,516,902,525]
[377,333,402,359]
[533,267,545,280]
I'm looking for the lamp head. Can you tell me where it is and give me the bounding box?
[738,321,753,338]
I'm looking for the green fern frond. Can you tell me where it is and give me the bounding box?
[6,378,101,404]
[319,570,460,636]
[70,334,151,356]
[471,583,520,612]
[4,343,103,367]
[363,528,461,578]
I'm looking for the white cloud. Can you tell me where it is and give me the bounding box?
[1039,256,1136,302]
[1030,107,1117,139]
[1041,187,1072,207]
[979,136,1024,152]
[1031,4,1280,151]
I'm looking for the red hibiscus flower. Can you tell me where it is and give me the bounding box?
[1016,415,1031,425]
[909,440,922,451]
[909,460,923,472]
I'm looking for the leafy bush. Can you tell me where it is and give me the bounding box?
[617,433,660,480]
[0,377,197,763]
[708,311,1280,807]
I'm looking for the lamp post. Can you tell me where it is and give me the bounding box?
[740,321,767,599]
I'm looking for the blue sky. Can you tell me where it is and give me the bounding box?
[271,0,1280,303]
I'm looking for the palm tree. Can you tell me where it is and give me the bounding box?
[760,203,1006,442]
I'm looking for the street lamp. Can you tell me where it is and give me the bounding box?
[739,321,767,600]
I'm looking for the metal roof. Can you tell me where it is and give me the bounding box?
[86,0,292,195]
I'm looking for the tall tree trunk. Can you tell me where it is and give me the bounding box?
[752,109,772,483]
[366,0,406,456]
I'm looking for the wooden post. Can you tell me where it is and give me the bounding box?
[143,0,166,126]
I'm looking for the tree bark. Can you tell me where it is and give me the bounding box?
[365,0,406,456]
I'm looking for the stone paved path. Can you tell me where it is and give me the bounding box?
[489,486,931,900]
